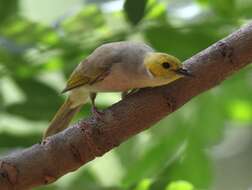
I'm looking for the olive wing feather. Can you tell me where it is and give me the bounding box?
[62,59,111,93]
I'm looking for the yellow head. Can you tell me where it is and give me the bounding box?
[144,53,191,81]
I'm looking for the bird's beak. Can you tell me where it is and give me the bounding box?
[175,68,194,77]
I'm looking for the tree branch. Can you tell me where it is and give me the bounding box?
[1,23,252,190]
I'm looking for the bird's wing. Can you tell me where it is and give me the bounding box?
[62,59,111,93]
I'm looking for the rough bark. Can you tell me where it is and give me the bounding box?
[1,22,252,190]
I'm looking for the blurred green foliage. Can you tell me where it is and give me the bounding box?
[0,0,252,190]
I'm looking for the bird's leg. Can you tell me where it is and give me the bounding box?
[89,92,104,119]
[129,88,139,95]
[121,91,129,99]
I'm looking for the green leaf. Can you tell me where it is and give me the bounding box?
[0,0,18,25]
[60,167,101,190]
[192,93,226,146]
[196,0,209,6]
[236,0,252,18]
[227,100,252,122]
[122,125,187,188]
[0,131,40,148]
[6,78,63,121]
[218,67,252,123]
[133,178,152,190]
[124,0,148,25]
[166,180,194,190]
[150,142,212,190]
[209,0,237,17]
[0,82,4,111]
[144,22,222,60]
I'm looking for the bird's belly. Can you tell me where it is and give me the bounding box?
[85,69,147,92]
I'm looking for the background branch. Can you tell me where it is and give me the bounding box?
[0,22,252,190]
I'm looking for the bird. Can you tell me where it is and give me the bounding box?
[43,41,192,139]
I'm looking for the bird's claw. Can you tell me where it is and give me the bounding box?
[92,106,104,121]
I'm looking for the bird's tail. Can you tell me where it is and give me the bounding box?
[43,97,84,139]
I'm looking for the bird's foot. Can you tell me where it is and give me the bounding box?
[121,88,140,99]
[92,106,104,121]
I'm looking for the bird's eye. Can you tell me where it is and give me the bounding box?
[162,62,171,69]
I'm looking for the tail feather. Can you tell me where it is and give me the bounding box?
[43,98,82,139]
